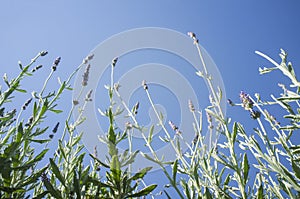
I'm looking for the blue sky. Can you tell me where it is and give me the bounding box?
[1,1,300,102]
[1,1,300,197]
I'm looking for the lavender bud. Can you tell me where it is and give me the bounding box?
[54,57,61,65]
[40,51,48,56]
[83,58,88,64]
[22,98,32,110]
[206,111,213,129]
[125,121,133,130]
[188,99,195,112]
[169,120,180,134]
[187,32,198,44]
[85,90,93,101]
[73,100,79,106]
[52,57,61,71]
[41,172,49,182]
[94,146,98,158]
[187,32,196,39]
[52,122,59,133]
[36,65,43,70]
[132,102,139,115]
[227,99,234,106]
[250,110,261,120]
[112,57,118,67]
[82,64,90,86]
[87,54,94,60]
[142,80,148,90]
[114,83,120,91]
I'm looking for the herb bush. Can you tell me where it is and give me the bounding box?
[0,32,299,198]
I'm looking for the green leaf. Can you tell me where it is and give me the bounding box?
[57,81,66,96]
[73,170,81,198]
[231,122,238,143]
[71,132,83,147]
[4,141,20,157]
[256,184,263,199]
[110,155,121,183]
[43,179,63,199]
[16,122,24,142]
[258,67,276,74]
[19,166,47,187]
[147,125,154,144]
[126,184,157,198]
[242,153,250,184]
[38,99,49,118]
[292,160,300,180]
[290,145,300,155]
[14,149,49,170]
[223,174,230,191]
[58,140,67,160]
[172,159,178,182]
[32,191,49,199]
[89,154,109,168]
[122,150,139,167]
[16,88,27,93]
[140,152,159,164]
[130,167,152,181]
[50,109,63,114]
[204,187,213,199]
[33,101,38,119]
[49,158,66,187]
[28,138,51,144]
[181,180,191,199]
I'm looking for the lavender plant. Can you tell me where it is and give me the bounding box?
[1,35,300,199]
[113,33,300,198]
[0,51,155,199]
[0,51,67,198]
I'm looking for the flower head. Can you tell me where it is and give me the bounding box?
[52,57,61,71]
[240,91,253,110]
[82,64,91,86]
[112,57,118,67]
[188,99,195,112]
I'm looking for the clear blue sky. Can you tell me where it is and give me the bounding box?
[1,1,300,197]
[1,1,300,104]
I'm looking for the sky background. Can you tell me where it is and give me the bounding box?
[1,1,300,198]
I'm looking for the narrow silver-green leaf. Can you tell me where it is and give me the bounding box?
[49,158,66,187]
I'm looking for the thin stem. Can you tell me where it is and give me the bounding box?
[39,70,54,99]
[128,128,133,174]
[111,64,114,90]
